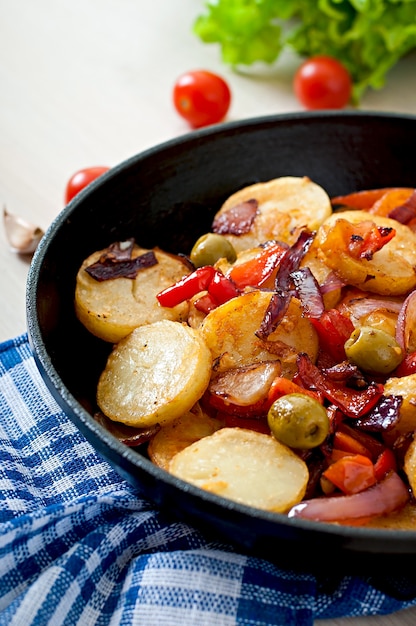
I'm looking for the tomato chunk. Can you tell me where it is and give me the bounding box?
[323,454,376,494]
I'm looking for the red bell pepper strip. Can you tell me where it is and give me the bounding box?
[157,266,216,307]
[370,188,416,218]
[336,422,385,461]
[323,454,377,495]
[157,266,240,309]
[395,351,416,377]
[331,188,394,210]
[346,220,396,260]
[208,270,240,304]
[330,448,355,462]
[311,308,355,363]
[228,241,287,289]
[296,353,384,418]
[266,376,323,405]
[194,293,218,314]
[374,448,397,481]
[332,430,372,459]
[331,188,414,212]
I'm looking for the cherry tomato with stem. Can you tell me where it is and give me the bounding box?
[65,166,110,204]
[173,70,231,128]
[294,56,352,110]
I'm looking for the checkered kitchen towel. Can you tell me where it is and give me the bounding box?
[2,335,416,626]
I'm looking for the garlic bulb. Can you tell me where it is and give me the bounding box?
[3,207,44,254]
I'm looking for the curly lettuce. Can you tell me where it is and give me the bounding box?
[193,0,416,102]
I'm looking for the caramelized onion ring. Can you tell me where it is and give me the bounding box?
[396,290,416,352]
[288,471,409,522]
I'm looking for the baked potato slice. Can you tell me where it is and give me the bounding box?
[97,320,212,427]
[75,244,190,343]
[212,176,332,253]
[316,210,416,296]
[148,406,223,471]
[200,290,319,378]
[169,427,309,512]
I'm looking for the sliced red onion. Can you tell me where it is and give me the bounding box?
[288,471,409,522]
[291,267,325,319]
[86,239,158,281]
[208,361,281,407]
[355,394,403,432]
[342,296,402,325]
[212,199,259,235]
[256,230,315,339]
[319,271,346,295]
[396,289,416,352]
[255,290,292,340]
[275,229,315,290]
[94,411,160,446]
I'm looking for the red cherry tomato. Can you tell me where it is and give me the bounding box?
[294,56,352,110]
[173,70,231,128]
[65,166,110,204]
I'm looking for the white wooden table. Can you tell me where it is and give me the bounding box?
[1,2,416,623]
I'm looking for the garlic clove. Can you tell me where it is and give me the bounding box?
[3,207,44,255]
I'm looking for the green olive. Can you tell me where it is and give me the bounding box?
[190,233,237,267]
[267,393,329,449]
[344,325,403,374]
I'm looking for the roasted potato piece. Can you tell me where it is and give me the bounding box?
[383,373,416,437]
[169,427,309,512]
[316,210,416,296]
[97,320,212,427]
[404,435,416,497]
[187,293,210,330]
[148,406,223,471]
[200,290,319,378]
[75,245,190,343]
[213,176,332,253]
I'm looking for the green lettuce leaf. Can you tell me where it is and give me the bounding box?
[193,0,416,102]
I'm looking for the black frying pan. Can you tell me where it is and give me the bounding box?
[27,111,416,593]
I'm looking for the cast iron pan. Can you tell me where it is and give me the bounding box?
[27,111,416,593]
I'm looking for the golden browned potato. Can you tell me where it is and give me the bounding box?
[212,176,332,253]
[316,210,416,296]
[199,290,319,378]
[75,244,190,343]
[383,373,416,436]
[97,320,212,428]
[148,406,223,471]
[169,427,309,512]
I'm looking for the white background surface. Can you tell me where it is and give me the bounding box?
[1,3,416,623]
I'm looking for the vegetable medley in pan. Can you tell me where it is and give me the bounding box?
[75,176,416,527]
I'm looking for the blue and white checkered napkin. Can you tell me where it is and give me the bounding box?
[1,335,416,626]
